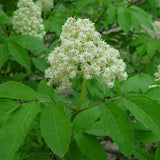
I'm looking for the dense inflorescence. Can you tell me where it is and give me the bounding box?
[153,21,160,37]
[12,0,45,39]
[36,0,54,11]
[45,17,128,90]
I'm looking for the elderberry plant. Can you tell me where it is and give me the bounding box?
[0,0,160,160]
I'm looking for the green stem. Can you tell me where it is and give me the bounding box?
[62,104,75,111]
[78,95,125,113]
[76,78,87,112]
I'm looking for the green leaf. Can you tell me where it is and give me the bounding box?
[118,7,131,32]
[146,40,156,59]
[40,103,71,158]
[136,44,146,57]
[103,6,117,27]
[8,42,30,70]
[121,74,154,94]
[72,106,100,133]
[45,16,67,35]
[32,57,48,72]
[130,33,150,46]
[12,73,27,81]
[0,102,40,160]
[129,6,153,30]
[84,120,108,136]
[0,43,8,69]
[0,81,37,101]
[0,9,11,25]
[64,139,82,160]
[125,95,160,137]
[75,133,107,160]
[12,35,46,50]
[86,77,105,99]
[13,149,51,160]
[99,103,133,157]
[134,130,160,143]
[155,144,160,160]
[0,99,20,120]
[37,80,55,101]
[75,0,95,8]
[145,87,160,101]
[133,145,152,160]
[133,121,160,143]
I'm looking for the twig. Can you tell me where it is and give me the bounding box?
[78,95,125,113]
[128,0,149,7]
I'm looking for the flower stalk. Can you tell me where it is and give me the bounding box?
[76,78,87,112]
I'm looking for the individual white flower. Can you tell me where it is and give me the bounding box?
[12,0,45,39]
[45,17,127,90]
[153,21,160,37]
[36,0,54,11]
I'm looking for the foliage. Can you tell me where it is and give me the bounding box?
[0,0,160,160]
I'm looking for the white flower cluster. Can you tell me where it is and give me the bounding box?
[154,65,160,81]
[12,0,45,40]
[36,0,54,11]
[45,17,127,90]
[149,65,160,88]
[153,21,160,37]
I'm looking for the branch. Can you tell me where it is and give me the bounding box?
[128,0,149,7]
[78,95,125,113]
